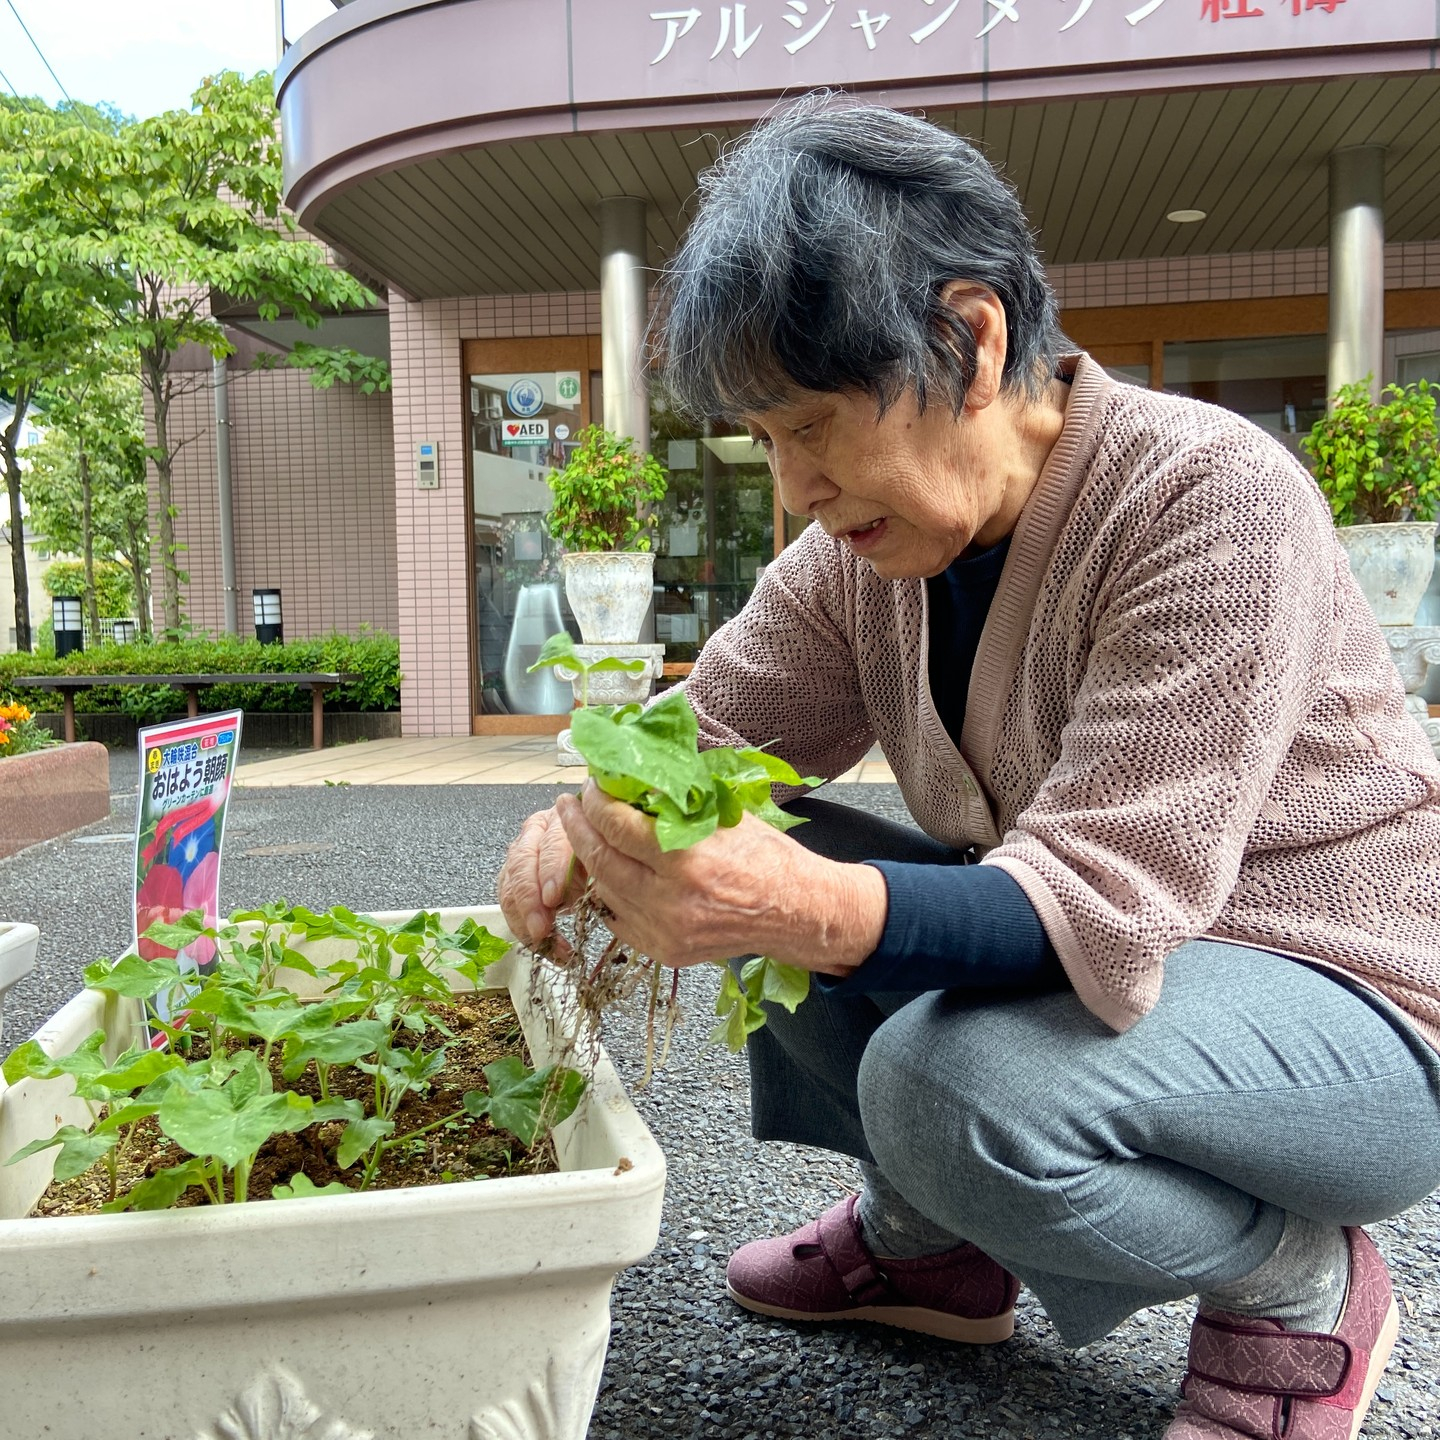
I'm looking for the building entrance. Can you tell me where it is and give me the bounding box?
[464,337,600,728]
[463,336,803,730]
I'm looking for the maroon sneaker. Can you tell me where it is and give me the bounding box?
[725,1193,1019,1343]
[1166,1227,1400,1440]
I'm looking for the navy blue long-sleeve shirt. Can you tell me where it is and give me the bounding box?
[818,538,1065,997]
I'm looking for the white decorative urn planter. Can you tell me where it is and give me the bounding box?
[561,551,655,643]
[1336,521,1439,626]
[554,642,666,707]
[0,906,665,1440]
[0,921,39,1046]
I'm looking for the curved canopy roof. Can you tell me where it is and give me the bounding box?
[277,0,1440,299]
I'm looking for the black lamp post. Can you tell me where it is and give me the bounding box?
[252,588,283,645]
[53,596,84,657]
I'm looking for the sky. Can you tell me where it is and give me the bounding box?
[0,0,337,118]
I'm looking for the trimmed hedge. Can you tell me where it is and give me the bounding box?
[0,631,401,725]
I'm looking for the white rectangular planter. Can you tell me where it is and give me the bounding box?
[0,920,39,1047]
[0,906,666,1440]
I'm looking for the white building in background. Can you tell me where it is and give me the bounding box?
[0,400,48,653]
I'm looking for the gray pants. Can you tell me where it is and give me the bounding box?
[748,798,1440,1346]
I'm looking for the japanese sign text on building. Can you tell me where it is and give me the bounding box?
[646,0,1350,68]
[551,0,1435,112]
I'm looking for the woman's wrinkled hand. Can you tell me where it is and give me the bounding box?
[497,805,589,953]
[552,782,888,975]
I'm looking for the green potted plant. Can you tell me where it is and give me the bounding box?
[546,425,668,644]
[0,904,665,1440]
[1302,377,1440,625]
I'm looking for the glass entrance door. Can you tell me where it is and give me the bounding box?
[465,338,596,722]
[464,336,793,725]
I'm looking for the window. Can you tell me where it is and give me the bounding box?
[1398,352,1440,386]
[648,405,776,665]
[1163,335,1328,460]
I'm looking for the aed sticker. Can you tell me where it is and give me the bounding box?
[503,419,549,445]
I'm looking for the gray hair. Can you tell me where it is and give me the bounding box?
[651,93,1068,422]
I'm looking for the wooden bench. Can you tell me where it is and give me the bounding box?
[13,673,361,751]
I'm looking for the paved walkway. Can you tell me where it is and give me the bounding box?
[234,735,898,788]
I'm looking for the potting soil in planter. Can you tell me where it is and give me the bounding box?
[25,992,563,1217]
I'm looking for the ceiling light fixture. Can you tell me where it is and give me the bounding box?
[1166,208,1207,224]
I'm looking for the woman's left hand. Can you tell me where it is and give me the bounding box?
[554,783,888,975]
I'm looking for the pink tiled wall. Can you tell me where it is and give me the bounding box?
[387,292,600,736]
[1050,240,1440,309]
[156,363,397,640]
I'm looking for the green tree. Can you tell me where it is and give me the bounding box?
[23,362,151,637]
[41,557,136,620]
[1303,378,1440,526]
[0,73,375,637]
[0,97,122,651]
[253,341,392,395]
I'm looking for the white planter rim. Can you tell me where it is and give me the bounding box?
[559,548,655,563]
[0,909,665,1328]
[1336,520,1438,533]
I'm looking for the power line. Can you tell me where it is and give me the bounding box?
[0,64,20,98]
[4,0,75,106]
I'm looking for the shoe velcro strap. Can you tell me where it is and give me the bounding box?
[816,1197,892,1306]
[1188,1315,1355,1398]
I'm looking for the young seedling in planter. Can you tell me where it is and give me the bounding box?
[528,633,820,1073]
[3,905,585,1211]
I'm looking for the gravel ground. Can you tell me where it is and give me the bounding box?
[1,769,1436,1440]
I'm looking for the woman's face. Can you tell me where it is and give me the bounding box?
[742,385,1017,581]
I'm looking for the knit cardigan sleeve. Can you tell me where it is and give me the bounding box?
[681,524,877,785]
[985,430,1342,1032]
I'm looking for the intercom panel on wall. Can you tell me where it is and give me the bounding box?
[415,440,440,489]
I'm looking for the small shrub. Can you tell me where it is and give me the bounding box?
[1302,378,1440,526]
[0,630,401,719]
[41,559,137,620]
[545,426,667,552]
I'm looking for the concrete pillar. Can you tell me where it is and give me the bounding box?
[599,196,650,455]
[1327,146,1385,404]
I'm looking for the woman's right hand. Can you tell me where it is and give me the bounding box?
[497,806,587,952]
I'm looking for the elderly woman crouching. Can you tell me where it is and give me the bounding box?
[498,97,1440,1439]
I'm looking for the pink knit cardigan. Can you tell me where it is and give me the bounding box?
[684,355,1440,1050]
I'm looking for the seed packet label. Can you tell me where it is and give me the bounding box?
[134,710,243,1006]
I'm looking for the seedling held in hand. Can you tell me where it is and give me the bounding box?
[527,631,823,1063]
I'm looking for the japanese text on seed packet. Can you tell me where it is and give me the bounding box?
[134,711,243,1004]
